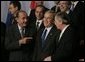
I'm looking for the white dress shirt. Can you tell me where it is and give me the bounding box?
[73,1,79,8]
[56,6,59,12]
[18,24,25,37]
[66,10,70,14]
[70,1,79,11]
[59,25,70,41]
[44,26,53,40]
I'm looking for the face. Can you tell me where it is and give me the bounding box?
[54,16,62,29]
[35,7,44,20]
[9,4,17,14]
[43,13,54,27]
[58,1,69,12]
[17,12,27,28]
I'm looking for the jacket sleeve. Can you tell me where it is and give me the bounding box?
[5,27,21,51]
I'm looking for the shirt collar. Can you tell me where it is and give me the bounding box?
[61,24,70,33]
[36,19,43,23]
[18,24,22,30]
[66,10,70,14]
[45,26,53,31]
[73,1,79,8]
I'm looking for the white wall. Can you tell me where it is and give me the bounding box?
[1,1,10,23]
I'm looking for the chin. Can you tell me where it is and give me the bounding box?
[38,18,41,20]
[23,24,27,27]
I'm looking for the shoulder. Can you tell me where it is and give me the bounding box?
[64,25,76,36]
[51,6,56,9]
[6,24,17,32]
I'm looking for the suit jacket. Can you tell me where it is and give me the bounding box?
[32,25,58,61]
[70,1,84,40]
[1,22,6,37]
[1,22,9,61]
[66,10,73,25]
[5,24,34,61]
[29,19,45,36]
[52,25,78,61]
[6,12,17,27]
[6,12,13,27]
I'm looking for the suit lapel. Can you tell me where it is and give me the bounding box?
[24,27,30,37]
[42,26,55,49]
[39,23,44,31]
[14,25,21,39]
[38,28,45,48]
[58,26,70,43]
[72,2,81,13]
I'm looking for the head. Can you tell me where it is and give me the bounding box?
[9,1,21,14]
[43,10,55,28]
[35,5,45,20]
[54,12,70,30]
[58,1,71,12]
[16,10,28,28]
[36,1,44,6]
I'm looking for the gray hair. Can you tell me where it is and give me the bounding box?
[55,12,71,24]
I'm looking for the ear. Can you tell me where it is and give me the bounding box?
[59,20,63,25]
[16,18,18,23]
[15,7,18,11]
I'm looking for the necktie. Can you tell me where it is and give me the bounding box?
[36,22,40,30]
[21,28,25,38]
[41,29,47,47]
[71,3,74,11]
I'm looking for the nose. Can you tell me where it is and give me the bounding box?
[24,19,27,22]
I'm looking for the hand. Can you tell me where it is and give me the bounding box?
[27,37,33,40]
[19,37,32,45]
[79,59,84,61]
[43,56,51,61]
[26,37,33,43]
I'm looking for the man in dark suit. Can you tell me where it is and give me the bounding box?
[70,1,84,40]
[51,1,60,12]
[6,1,21,27]
[29,1,49,24]
[5,10,34,61]
[32,10,58,61]
[29,5,46,36]
[49,12,77,61]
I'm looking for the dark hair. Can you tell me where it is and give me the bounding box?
[55,12,71,24]
[10,1,21,10]
[35,5,46,13]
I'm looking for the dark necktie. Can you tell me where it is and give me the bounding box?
[21,28,25,38]
[36,22,40,30]
[41,29,47,48]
